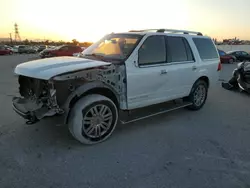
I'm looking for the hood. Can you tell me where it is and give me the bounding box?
[14,56,111,80]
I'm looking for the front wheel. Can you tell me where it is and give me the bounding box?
[187,80,208,111]
[68,94,119,145]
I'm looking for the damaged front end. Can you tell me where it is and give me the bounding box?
[12,75,64,124]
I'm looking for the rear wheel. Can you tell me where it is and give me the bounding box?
[68,94,119,145]
[187,80,208,110]
[229,59,234,64]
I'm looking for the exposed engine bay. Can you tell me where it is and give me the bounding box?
[12,75,63,123]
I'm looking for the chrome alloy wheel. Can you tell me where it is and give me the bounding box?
[82,104,113,138]
[193,85,206,107]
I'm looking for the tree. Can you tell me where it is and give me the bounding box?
[44,40,49,45]
[72,39,79,46]
[23,39,29,45]
[82,42,93,47]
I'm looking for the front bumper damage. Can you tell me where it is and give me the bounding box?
[12,75,65,124]
[12,97,63,124]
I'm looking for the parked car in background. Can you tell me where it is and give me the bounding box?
[15,45,36,54]
[227,51,250,62]
[37,45,47,52]
[81,47,87,51]
[5,46,14,52]
[17,45,27,53]
[26,46,38,53]
[0,46,13,55]
[73,47,87,57]
[39,45,82,58]
[12,46,19,53]
[218,49,236,63]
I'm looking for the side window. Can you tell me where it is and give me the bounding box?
[193,38,218,60]
[183,38,194,61]
[167,37,193,62]
[77,46,82,51]
[138,35,166,65]
[242,51,248,56]
[61,46,69,51]
[72,46,80,51]
[69,46,76,51]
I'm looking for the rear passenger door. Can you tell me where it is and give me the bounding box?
[164,36,197,97]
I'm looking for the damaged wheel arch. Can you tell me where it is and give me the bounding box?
[62,81,121,124]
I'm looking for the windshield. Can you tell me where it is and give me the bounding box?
[218,50,226,56]
[242,51,249,55]
[54,45,64,50]
[81,34,142,61]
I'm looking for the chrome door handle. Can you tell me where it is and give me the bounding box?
[160,69,167,75]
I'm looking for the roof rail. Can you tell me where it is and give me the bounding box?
[129,29,203,36]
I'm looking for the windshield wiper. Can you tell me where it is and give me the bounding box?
[84,53,123,62]
[83,53,110,62]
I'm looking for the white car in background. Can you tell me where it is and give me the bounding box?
[12,46,19,53]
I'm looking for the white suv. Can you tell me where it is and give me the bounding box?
[12,29,221,145]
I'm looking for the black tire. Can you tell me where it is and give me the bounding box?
[68,94,118,145]
[187,80,208,111]
[229,59,234,64]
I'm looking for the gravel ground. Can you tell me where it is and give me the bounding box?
[0,55,250,188]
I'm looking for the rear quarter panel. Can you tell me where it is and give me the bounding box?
[187,36,220,88]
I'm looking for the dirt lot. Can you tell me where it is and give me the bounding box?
[0,55,250,188]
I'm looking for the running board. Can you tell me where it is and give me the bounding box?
[120,100,192,124]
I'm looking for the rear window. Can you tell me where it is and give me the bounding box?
[218,50,226,56]
[193,38,218,60]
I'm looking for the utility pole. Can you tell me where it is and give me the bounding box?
[9,33,13,44]
[14,23,21,42]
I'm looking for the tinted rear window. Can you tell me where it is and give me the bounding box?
[193,38,218,60]
[167,36,194,62]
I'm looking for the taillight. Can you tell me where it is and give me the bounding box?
[217,61,222,71]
